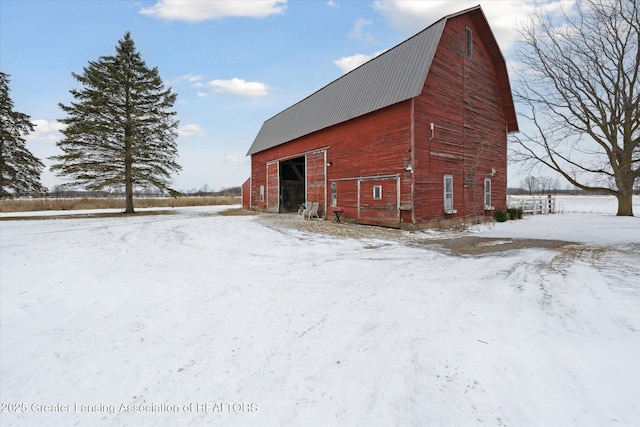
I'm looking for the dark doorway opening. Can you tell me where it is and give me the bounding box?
[279,157,305,212]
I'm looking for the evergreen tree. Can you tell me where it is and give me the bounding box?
[0,72,46,198]
[50,32,181,213]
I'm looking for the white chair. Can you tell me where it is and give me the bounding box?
[300,202,311,218]
[305,202,319,220]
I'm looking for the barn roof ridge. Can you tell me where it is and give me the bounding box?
[247,5,497,156]
[260,12,451,122]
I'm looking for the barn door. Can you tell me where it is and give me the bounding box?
[358,177,400,228]
[266,162,279,212]
[305,151,326,217]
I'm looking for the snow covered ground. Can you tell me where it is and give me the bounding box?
[1,196,639,426]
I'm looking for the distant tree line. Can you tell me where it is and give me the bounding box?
[506,187,639,196]
[45,185,241,199]
[508,174,640,195]
[188,185,241,197]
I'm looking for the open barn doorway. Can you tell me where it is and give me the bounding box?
[279,156,305,212]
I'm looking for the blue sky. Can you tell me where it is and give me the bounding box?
[1,0,561,192]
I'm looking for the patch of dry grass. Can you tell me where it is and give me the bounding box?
[217,207,261,216]
[0,196,240,213]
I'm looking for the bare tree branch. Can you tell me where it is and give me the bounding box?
[510,0,639,215]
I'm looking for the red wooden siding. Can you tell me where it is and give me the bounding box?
[358,177,400,227]
[250,156,266,209]
[330,179,358,219]
[306,151,326,216]
[249,101,413,226]
[412,13,508,223]
[248,11,511,228]
[329,176,400,227]
[266,162,279,212]
[241,178,250,209]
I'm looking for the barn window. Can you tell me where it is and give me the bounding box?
[373,185,383,200]
[331,182,337,206]
[444,175,454,213]
[259,185,265,202]
[465,27,473,58]
[484,178,492,209]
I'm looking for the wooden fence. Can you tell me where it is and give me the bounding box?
[507,195,556,215]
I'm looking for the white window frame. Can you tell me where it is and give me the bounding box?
[259,185,265,202]
[373,185,383,200]
[484,178,493,210]
[444,175,455,213]
[331,182,337,207]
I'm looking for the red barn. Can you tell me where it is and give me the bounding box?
[245,6,518,228]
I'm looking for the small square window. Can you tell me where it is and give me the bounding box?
[373,185,382,200]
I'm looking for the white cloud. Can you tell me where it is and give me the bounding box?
[177,124,205,138]
[140,0,287,22]
[174,74,204,95]
[26,119,66,143]
[371,0,569,51]
[177,73,203,85]
[327,0,337,7]
[207,78,270,98]
[334,50,386,74]
[226,152,248,164]
[348,18,375,43]
[32,119,65,134]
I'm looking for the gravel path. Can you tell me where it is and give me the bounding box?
[251,211,574,256]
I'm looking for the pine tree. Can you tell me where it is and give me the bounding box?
[0,72,46,198]
[50,32,181,213]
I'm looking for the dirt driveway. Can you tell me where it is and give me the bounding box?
[252,212,574,256]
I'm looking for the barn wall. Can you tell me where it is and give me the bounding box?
[249,12,511,227]
[250,156,267,210]
[266,162,279,212]
[306,151,326,215]
[241,178,250,209]
[250,101,412,226]
[358,176,400,227]
[412,13,509,224]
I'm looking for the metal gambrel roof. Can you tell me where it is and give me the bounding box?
[247,6,507,156]
[246,16,448,156]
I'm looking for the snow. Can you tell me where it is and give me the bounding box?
[478,195,640,245]
[1,197,639,426]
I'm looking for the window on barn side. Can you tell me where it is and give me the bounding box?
[331,182,337,206]
[484,178,492,209]
[259,185,265,202]
[373,185,382,200]
[444,175,454,212]
[465,27,473,58]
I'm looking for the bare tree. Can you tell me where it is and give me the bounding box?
[510,0,639,216]
[538,176,552,193]
[522,176,539,195]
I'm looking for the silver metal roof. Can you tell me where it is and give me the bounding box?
[247,8,478,156]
